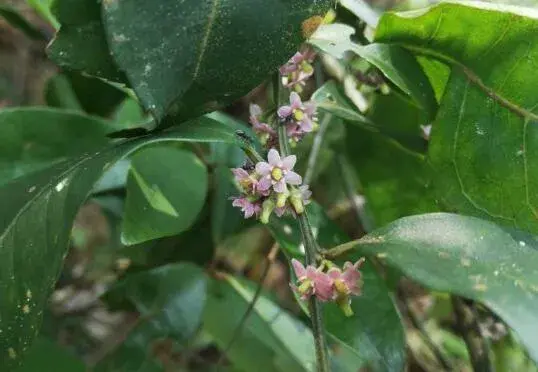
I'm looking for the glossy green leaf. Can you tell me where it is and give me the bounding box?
[375,1,538,234]
[339,0,379,28]
[45,72,126,117]
[97,263,207,371]
[122,146,208,245]
[101,0,331,122]
[0,5,45,40]
[0,108,110,185]
[310,23,437,118]
[328,213,538,364]
[48,0,124,82]
[26,0,58,29]
[269,203,405,371]
[204,274,317,372]
[16,338,85,372]
[0,117,240,371]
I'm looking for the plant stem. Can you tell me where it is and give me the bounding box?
[274,71,329,372]
[452,296,493,372]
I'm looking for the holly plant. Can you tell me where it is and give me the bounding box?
[2,0,538,371]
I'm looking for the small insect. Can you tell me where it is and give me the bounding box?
[235,130,252,143]
[241,160,255,172]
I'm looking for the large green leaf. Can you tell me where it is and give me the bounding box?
[375,2,538,234]
[122,145,208,245]
[327,213,538,364]
[269,203,405,371]
[0,117,241,371]
[26,0,58,29]
[0,108,110,185]
[204,275,317,372]
[310,23,437,119]
[16,338,85,372]
[101,0,331,122]
[48,0,124,82]
[97,263,207,371]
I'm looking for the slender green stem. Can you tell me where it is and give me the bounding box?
[274,71,329,372]
[452,296,493,372]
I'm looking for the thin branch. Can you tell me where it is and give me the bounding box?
[452,296,493,372]
[216,244,280,369]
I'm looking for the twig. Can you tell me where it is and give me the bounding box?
[216,243,280,369]
[275,71,329,372]
[452,296,493,372]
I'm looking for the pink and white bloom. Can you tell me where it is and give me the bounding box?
[231,167,259,195]
[278,92,317,133]
[249,104,276,137]
[256,149,302,193]
[280,50,316,90]
[327,259,365,297]
[291,259,334,302]
[231,196,262,219]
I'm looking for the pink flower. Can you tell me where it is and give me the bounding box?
[291,259,334,302]
[231,168,258,194]
[249,104,276,137]
[327,259,365,297]
[231,196,262,219]
[280,50,316,90]
[255,149,302,193]
[278,92,317,133]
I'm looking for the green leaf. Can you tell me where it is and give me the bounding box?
[0,108,110,185]
[0,5,45,40]
[26,0,59,29]
[101,0,331,122]
[328,213,538,364]
[204,274,317,372]
[48,0,124,82]
[375,2,538,234]
[122,146,208,245]
[339,0,380,28]
[345,92,437,226]
[97,263,207,371]
[16,338,85,372]
[45,72,126,117]
[268,203,405,371]
[310,23,437,118]
[0,117,240,371]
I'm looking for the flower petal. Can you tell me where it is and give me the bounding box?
[278,105,293,118]
[284,171,302,185]
[290,91,302,108]
[300,117,313,132]
[231,168,249,180]
[255,161,272,176]
[313,272,334,302]
[282,154,297,171]
[291,259,307,279]
[273,179,288,193]
[267,148,281,166]
[249,103,262,118]
[257,176,272,191]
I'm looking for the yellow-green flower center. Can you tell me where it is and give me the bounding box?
[271,167,283,181]
[334,278,348,295]
[293,109,305,121]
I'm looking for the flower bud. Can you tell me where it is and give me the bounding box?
[290,189,305,214]
[276,191,289,208]
[336,296,354,317]
[260,199,275,224]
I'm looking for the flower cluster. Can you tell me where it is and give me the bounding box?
[231,149,311,223]
[280,49,317,92]
[291,258,365,316]
[278,92,318,145]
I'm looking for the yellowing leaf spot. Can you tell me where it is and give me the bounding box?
[302,16,324,39]
[376,252,388,258]
[8,348,16,359]
[461,258,471,267]
[26,290,32,300]
[474,283,488,292]
[439,252,450,259]
[22,305,30,314]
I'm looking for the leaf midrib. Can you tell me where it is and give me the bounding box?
[394,43,538,122]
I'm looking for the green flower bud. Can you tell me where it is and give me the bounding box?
[260,199,275,224]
